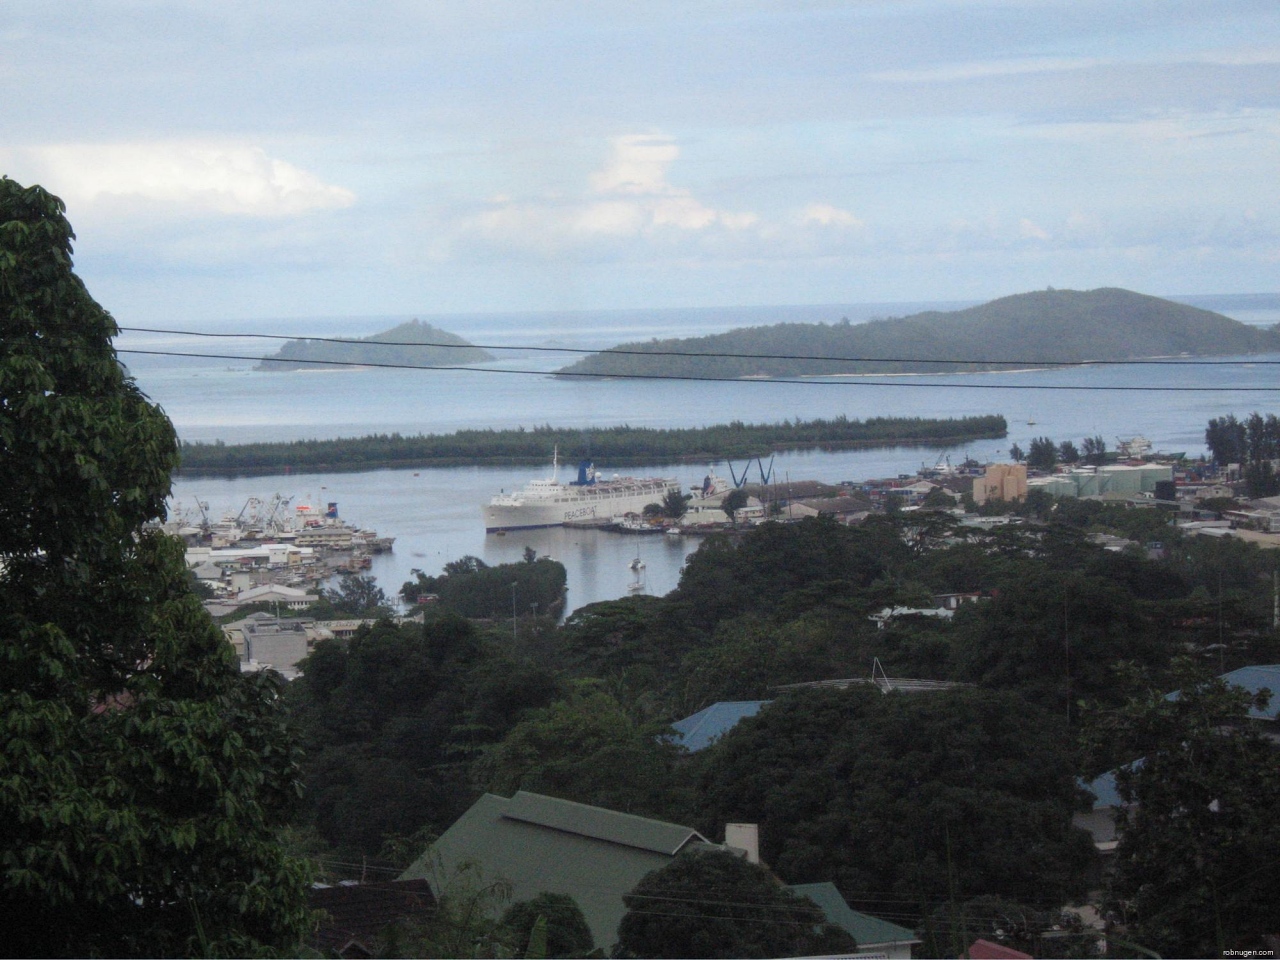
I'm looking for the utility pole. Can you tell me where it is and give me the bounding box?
[511,581,518,643]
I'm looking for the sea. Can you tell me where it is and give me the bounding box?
[116,297,1280,616]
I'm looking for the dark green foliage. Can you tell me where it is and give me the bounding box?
[499,892,595,958]
[1083,664,1280,957]
[0,177,311,956]
[615,849,856,959]
[401,556,568,619]
[176,414,1008,474]
[558,287,1278,379]
[255,317,493,370]
[720,487,749,520]
[920,896,1102,959]
[318,571,394,618]
[477,683,689,819]
[1026,435,1057,471]
[1058,439,1080,463]
[667,516,906,636]
[288,616,559,856]
[660,488,689,519]
[692,688,1095,920]
[1081,435,1107,466]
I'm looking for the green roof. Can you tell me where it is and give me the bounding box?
[790,882,920,949]
[400,791,710,951]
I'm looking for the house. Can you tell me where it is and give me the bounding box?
[234,583,318,610]
[399,791,726,951]
[790,882,920,959]
[309,879,436,958]
[670,700,772,752]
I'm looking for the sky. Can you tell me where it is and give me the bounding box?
[2,0,1279,325]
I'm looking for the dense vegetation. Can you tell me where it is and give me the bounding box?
[1,178,311,956]
[1206,411,1280,496]
[255,318,493,369]
[557,287,1280,379]
[400,552,568,619]
[284,501,1280,956]
[177,414,1008,474]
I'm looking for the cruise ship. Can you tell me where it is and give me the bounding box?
[484,452,681,533]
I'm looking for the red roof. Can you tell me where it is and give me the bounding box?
[968,938,1033,959]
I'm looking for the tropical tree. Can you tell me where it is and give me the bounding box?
[694,687,1095,919]
[721,487,749,522]
[1081,435,1107,466]
[0,178,312,955]
[660,487,690,519]
[1009,442,1025,462]
[1058,439,1081,463]
[1083,664,1280,957]
[1026,436,1058,471]
[615,849,855,959]
[498,892,595,959]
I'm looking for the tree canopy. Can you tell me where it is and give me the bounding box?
[0,177,311,955]
[615,849,855,959]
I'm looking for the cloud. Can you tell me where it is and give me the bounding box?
[799,203,864,228]
[11,142,356,217]
[457,133,757,254]
[871,56,1099,84]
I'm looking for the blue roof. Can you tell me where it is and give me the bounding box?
[670,700,771,752]
[1221,665,1280,720]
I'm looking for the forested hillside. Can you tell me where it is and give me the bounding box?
[557,287,1280,378]
[285,507,1280,957]
[256,318,493,370]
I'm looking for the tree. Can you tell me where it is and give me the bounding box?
[1009,442,1025,463]
[660,487,690,520]
[1083,664,1280,957]
[721,487,749,522]
[499,892,595,959]
[0,178,311,955]
[1026,436,1058,471]
[615,849,855,959]
[477,681,687,818]
[1081,435,1107,466]
[1057,439,1080,464]
[694,688,1094,919]
[321,571,394,617]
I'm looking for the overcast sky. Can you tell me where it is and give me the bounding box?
[2,1,1278,324]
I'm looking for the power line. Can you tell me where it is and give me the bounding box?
[119,324,1280,368]
[117,348,1280,393]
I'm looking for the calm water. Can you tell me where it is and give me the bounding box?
[122,299,1280,613]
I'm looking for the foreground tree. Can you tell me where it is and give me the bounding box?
[1083,664,1280,957]
[498,892,595,959]
[0,179,311,955]
[615,849,855,959]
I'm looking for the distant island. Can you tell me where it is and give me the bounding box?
[555,287,1280,379]
[255,319,493,370]
[176,414,1007,475]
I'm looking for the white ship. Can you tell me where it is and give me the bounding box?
[484,450,681,533]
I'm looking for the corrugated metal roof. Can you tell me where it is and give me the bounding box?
[1221,664,1280,720]
[790,882,920,948]
[670,700,771,752]
[499,790,707,855]
[399,792,711,952]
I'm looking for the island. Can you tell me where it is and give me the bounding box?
[175,414,1007,475]
[555,287,1280,379]
[255,318,493,370]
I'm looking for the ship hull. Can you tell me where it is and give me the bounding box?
[484,478,681,533]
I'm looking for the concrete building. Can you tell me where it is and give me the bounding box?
[973,463,1028,505]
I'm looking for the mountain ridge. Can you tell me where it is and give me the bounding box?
[555,288,1280,379]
